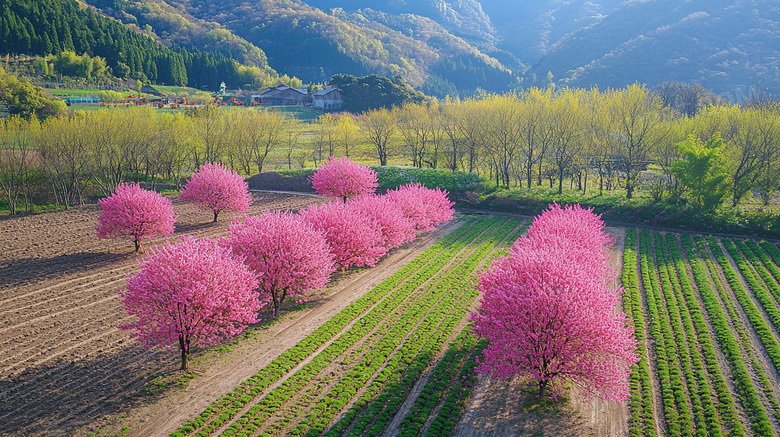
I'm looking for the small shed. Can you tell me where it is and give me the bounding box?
[251,85,311,106]
[313,88,344,110]
[61,96,100,106]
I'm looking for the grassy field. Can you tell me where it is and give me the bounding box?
[623,229,780,436]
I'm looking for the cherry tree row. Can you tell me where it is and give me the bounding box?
[99,157,454,371]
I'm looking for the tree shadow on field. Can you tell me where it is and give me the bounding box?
[0,251,132,288]
[456,376,595,437]
[0,342,170,436]
[173,220,221,235]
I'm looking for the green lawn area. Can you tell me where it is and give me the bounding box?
[271,106,322,120]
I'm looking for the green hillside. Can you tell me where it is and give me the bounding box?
[178,0,519,97]
[77,0,523,98]
[0,0,277,89]
[82,0,271,68]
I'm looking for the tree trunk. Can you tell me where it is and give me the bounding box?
[272,290,286,316]
[213,211,219,223]
[583,170,588,193]
[538,380,548,399]
[558,167,564,195]
[179,336,189,371]
[134,238,141,253]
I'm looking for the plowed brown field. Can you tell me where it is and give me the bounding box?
[0,192,321,435]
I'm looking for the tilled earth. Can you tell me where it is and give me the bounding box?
[0,192,322,435]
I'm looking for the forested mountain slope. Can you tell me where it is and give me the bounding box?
[304,0,499,47]
[2,0,777,99]
[523,0,780,97]
[0,0,277,88]
[180,0,518,95]
[82,0,272,68]
[75,0,521,97]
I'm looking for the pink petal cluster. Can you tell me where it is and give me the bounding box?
[180,163,252,222]
[220,211,335,311]
[471,204,638,402]
[96,183,176,252]
[348,195,417,249]
[385,183,454,232]
[310,156,379,202]
[512,202,615,280]
[119,236,261,370]
[300,201,388,270]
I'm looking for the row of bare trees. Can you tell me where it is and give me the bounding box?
[2,84,779,214]
[0,106,290,213]
[351,84,780,202]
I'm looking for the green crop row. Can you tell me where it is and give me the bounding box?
[299,219,519,436]
[683,235,770,435]
[716,238,780,373]
[678,235,750,436]
[638,229,688,436]
[332,221,527,437]
[623,229,656,437]
[217,217,510,436]
[760,242,780,272]
[749,241,780,284]
[421,338,487,437]
[739,241,780,422]
[651,233,708,437]
[656,234,723,437]
[389,329,476,437]
[412,223,530,437]
[170,217,485,437]
[731,240,780,323]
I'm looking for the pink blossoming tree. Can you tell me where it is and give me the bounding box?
[472,244,638,401]
[179,163,252,222]
[119,236,261,371]
[300,201,387,270]
[220,211,335,313]
[310,156,378,202]
[348,195,417,249]
[385,183,454,231]
[96,183,176,252]
[472,203,637,402]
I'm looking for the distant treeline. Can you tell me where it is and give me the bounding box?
[1,84,779,217]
